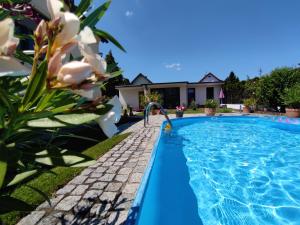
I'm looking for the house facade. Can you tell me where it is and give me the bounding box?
[116,73,224,110]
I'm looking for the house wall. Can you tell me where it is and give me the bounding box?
[194,85,222,105]
[118,88,142,109]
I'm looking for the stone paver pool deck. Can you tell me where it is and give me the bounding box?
[18,113,243,225]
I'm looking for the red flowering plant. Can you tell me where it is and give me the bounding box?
[176,105,185,112]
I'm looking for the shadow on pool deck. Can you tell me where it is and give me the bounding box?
[131,132,203,225]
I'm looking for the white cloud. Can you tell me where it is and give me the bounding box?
[165,63,182,71]
[125,10,133,17]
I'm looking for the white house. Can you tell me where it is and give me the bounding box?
[116,73,224,110]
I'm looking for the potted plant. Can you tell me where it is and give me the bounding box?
[176,105,185,117]
[204,99,218,116]
[282,84,300,118]
[243,98,256,113]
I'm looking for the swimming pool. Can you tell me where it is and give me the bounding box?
[132,116,300,225]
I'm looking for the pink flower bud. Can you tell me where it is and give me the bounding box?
[57,61,92,85]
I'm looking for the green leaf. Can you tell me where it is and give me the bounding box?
[21,60,48,111]
[75,0,92,16]
[93,28,126,52]
[0,87,16,115]
[7,170,38,187]
[27,104,113,128]
[0,9,9,20]
[14,49,34,65]
[0,150,7,189]
[80,0,111,28]
[33,149,95,167]
[0,196,33,214]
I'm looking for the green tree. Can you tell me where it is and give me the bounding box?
[103,51,130,97]
[224,71,244,103]
[257,67,300,111]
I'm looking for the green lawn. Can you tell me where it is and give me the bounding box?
[136,108,233,116]
[0,133,131,225]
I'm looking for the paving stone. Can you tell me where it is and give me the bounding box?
[90,172,103,178]
[105,182,123,192]
[83,190,102,200]
[107,211,128,225]
[123,162,136,168]
[129,173,143,183]
[37,195,64,210]
[37,212,63,225]
[85,178,97,184]
[99,174,115,182]
[80,168,93,176]
[55,196,81,211]
[113,161,124,166]
[100,191,118,202]
[118,167,133,175]
[69,175,88,185]
[116,157,128,162]
[106,166,119,174]
[115,174,129,182]
[133,165,146,173]
[90,202,111,217]
[17,210,45,225]
[72,184,89,195]
[56,184,76,195]
[91,181,107,190]
[102,161,114,167]
[123,183,139,194]
[73,199,93,214]
[137,160,148,166]
[95,167,108,173]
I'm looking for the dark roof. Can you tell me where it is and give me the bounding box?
[199,73,223,83]
[116,72,223,88]
[131,73,152,85]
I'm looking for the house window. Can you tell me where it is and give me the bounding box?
[206,87,214,99]
[187,88,195,104]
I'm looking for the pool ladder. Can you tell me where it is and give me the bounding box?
[144,102,173,128]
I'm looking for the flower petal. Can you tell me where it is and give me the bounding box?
[57,61,92,85]
[107,96,122,123]
[0,56,30,77]
[73,86,102,101]
[98,111,119,138]
[47,0,64,19]
[78,26,97,45]
[54,12,80,48]
[0,18,19,55]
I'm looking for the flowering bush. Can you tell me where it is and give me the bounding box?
[176,105,185,112]
[0,0,125,213]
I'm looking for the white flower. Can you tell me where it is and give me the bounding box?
[97,96,122,137]
[47,0,80,49]
[78,27,107,76]
[0,18,30,77]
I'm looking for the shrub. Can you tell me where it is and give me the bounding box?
[189,100,197,110]
[282,84,300,109]
[243,98,256,107]
[204,99,218,108]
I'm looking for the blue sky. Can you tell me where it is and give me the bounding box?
[92,0,300,82]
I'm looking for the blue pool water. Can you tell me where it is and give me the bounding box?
[136,116,300,225]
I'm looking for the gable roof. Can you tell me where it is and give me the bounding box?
[131,73,152,85]
[199,73,223,83]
